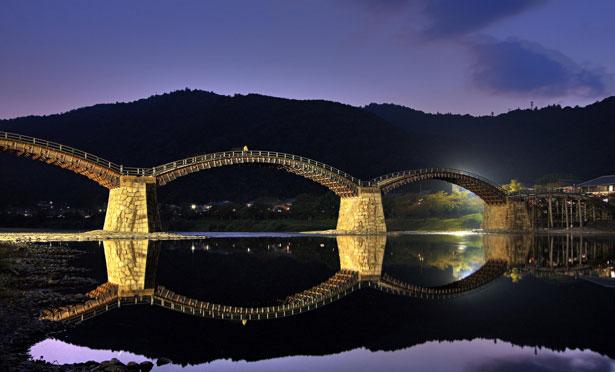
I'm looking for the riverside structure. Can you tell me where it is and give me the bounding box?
[1,131,613,234]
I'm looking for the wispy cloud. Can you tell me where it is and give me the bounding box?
[420,0,545,40]
[468,38,611,97]
[355,0,545,39]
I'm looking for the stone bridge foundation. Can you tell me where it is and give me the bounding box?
[482,200,531,232]
[336,187,386,234]
[103,176,161,233]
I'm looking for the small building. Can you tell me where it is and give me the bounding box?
[579,175,615,203]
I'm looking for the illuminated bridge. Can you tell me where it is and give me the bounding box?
[1,131,613,233]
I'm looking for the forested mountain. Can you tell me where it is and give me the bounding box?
[0,90,430,207]
[1,89,613,207]
[365,97,615,184]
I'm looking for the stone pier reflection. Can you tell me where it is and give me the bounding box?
[41,240,159,322]
[104,240,159,296]
[337,235,386,280]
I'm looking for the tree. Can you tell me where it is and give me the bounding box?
[502,179,524,192]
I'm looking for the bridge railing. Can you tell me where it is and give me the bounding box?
[0,131,150,176]
[369,167,505,192]
[151,150,367,185]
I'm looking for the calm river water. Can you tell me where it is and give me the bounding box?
[28,233,615,371]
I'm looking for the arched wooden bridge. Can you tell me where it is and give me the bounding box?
[0,131,507,198]
[371,169,507,204]
[151,151,363,197]
[0,131,131,189]
[0,132,361,196]
[2,130,613,232]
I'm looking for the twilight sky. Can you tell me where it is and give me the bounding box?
[1,0,614,119]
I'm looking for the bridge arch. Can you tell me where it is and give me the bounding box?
[0,131,147,189]
[370,168,507,204]
[151,150,363,197]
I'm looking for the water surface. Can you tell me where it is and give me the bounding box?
[28,233,615,370]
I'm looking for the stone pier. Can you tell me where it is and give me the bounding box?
[337,235,386,280]
[103,176,161,233]
[336,187,386,234]
[482,200,531,232]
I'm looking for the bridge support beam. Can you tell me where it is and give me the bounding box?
[482,200,532,232]
[336,187,386,234]
[103,176,161,233]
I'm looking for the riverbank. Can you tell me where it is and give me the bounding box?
[0,242,156,371]
[0,242,86,370]
[0,230,210,243]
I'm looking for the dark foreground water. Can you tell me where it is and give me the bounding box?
[28,233,615,371]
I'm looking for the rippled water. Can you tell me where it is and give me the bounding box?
[28,233,615,371]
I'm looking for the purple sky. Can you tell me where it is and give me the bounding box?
[2,0,614,119]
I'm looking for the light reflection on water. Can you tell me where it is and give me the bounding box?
[30,338,615,372]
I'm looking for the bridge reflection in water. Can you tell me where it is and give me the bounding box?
[41,234,615,323]
[41,235,512,323]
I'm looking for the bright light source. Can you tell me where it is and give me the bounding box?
[449,231,475,237]
[191,204,197,210]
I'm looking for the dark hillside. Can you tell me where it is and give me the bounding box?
[365,97,615,183]
[0,90,428,206]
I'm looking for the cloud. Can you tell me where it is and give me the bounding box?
[467,353,613,372]
[468,38,611,97]
[355,0,543,36]
[420,0,545,40]
[352,0,612,100]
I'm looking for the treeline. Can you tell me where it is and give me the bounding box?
[383,190,483,219]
